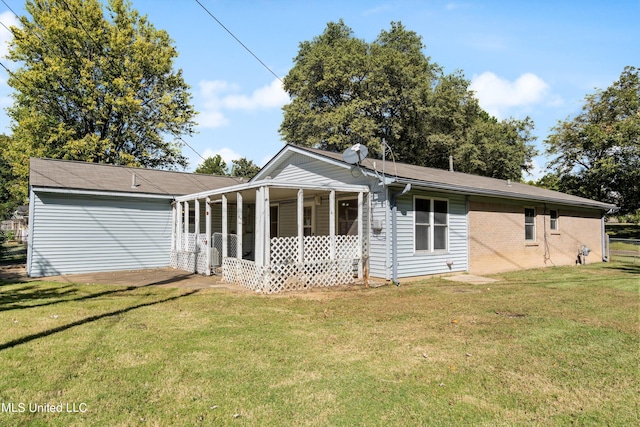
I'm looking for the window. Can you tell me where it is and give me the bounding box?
[415,198,430,251]
[270,205,279,238]
[338,199,358,235]
[414,197,448,252]
[303,204,315,236]
[525,208,536,241]
[550,209,559,231]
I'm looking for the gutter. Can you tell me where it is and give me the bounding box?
[387,176,615,211]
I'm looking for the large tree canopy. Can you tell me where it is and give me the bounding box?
[544,66,639,215]
[279,20,536,179]
[4,0,197,202]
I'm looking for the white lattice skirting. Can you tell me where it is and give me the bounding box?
[223,235,359,293]
[171,233,237,275]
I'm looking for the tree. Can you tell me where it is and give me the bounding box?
[545,66,639,214]
[0,136,19,220]
[231,157,260,179]
[279,20,536,180]
[4,0,197,203]
[195,155,228,175]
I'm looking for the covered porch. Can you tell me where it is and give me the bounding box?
[170,181,370,293]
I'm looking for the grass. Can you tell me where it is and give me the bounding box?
[0,243,27,266]
[0,262,638,426]
[606,223,640,239]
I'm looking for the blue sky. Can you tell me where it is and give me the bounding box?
[1,0,638,179]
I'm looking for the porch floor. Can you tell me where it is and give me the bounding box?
[2,266,249,292]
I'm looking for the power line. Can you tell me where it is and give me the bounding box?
[0,0,20,19]
[177,136,206,163]
[193,0,283,84]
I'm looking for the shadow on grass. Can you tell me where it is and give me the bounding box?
[0,273,199,312]
[0,288,200,352]
[603,262,640,274]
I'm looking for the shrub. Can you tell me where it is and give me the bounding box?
[0,231,6,259]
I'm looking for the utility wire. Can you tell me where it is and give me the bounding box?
[177,135,206,163]
[0,0,19,19]
[193,0,283,84]
[0,59,28,89]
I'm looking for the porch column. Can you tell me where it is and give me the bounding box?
[194,198,200,273]
[222,194,228,259]
[176,202,183,253]
[170,202,176,252]
[357,191,363,279]
[236,192,243,260]
[183,201,189,251]
[255,187,264,267]
[329,190,336,260]
[264,186,270,266]
[297,189,304,263]
[205,196,212,276]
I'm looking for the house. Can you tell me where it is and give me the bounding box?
[1,205,29,242]
[27,158,240,277]
[170,144,614,291]
[28,145,615,291]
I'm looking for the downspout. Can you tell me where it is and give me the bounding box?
[391,183,411,286]
[602,208,615,262]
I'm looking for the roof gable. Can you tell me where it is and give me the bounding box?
[30,158,241,197]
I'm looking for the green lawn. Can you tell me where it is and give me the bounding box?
[0,262,638,426]
[0,243,27,266]
[606,223,640,239]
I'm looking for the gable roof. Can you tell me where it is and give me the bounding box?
[30,158,241,198]
[259,145,615,211]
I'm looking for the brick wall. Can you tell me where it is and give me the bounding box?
[468,199,603,275]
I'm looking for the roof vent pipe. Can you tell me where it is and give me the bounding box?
[131,173,140,188]
[449,155,454,172]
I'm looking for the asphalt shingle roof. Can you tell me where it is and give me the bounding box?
[30,158,241,197]
[293,145,615,211]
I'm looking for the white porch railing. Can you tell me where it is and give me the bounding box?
[170,232,237,274]
[222,234,359,293]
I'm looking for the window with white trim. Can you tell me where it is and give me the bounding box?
[550,209,559,231]
[414,197,448,252]
[525,208,536,241]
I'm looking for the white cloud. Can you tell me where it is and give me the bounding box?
[0,11,19,59]
[470,72,550,118]
[201,147,241,165]
[197,78,289,128]
[525,157,547,181]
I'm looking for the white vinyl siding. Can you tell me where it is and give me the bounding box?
[395,191,467,277]
[28,192,173,277]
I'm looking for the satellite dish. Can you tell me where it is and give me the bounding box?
[342,143,369,165]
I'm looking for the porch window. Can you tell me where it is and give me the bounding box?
[303,204,314,236]
[338,199,358,235]
[525,208,536,241]
[270,205,279,238]
[414,197,448,252]
[550,209,559,231]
